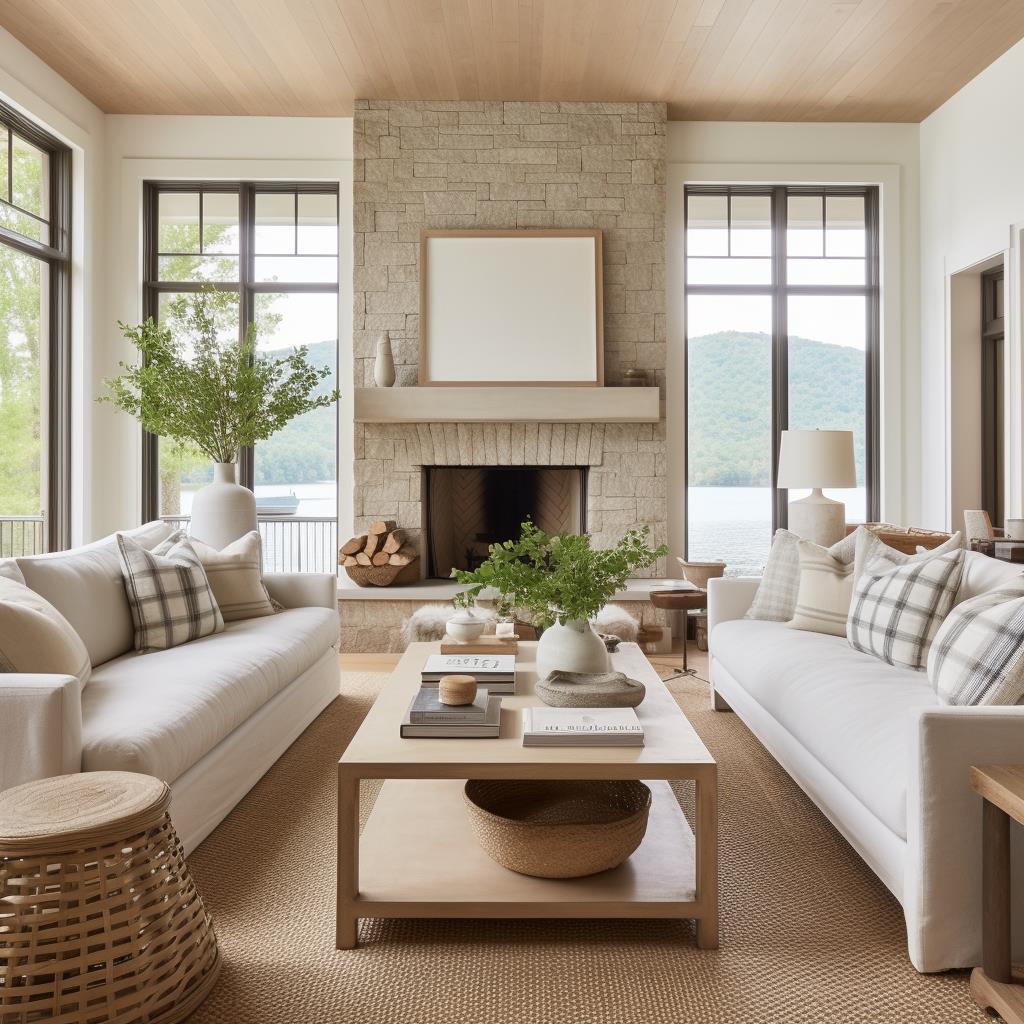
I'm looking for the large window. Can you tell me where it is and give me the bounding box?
[0,102,71,555]
[143,182,339,569]
[685,186,879,575]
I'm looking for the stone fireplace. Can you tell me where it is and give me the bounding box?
[424,465,587,578]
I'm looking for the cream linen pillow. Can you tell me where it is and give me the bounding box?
[787,539,855,637]
[189,531,275,622]
[746,527,860,622]
[0,576,91,691]
[853,528,962,582]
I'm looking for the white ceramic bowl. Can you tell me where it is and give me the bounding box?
[446,610,487,642]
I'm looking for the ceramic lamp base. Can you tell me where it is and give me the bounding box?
[788,488,846,547]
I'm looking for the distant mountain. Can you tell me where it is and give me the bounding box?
[688,331,865,487]
[255,339,336,486]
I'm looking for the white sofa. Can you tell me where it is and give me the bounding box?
[707,550,1024,973]
[0,521,340,853]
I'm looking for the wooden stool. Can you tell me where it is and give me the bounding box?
[969,765,1024,1024]
[0,771,220,1024]
[649,589,708,675]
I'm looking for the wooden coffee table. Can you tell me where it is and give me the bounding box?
[336,641,718,949]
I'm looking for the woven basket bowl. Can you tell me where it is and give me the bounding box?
[345,558,420,587]
[463,779,652,878]
[675,558,726,589]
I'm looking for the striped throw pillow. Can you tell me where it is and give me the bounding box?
[927,581,1024,705]
[847,548,965,670]
[747,528,860,623]
[787,539,855,637]
[189,531,275,622]
[117,531,224,652]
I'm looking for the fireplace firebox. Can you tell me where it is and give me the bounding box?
[424,465,588,580]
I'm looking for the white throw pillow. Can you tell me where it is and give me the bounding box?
[746,528,860,622]
[928,581,1024,705]
[847,548,965,670]
[854,528,962,582]
[0,576,91,692]
[117,531,224,652]
[189,531,275,622]
[787,539,855,637]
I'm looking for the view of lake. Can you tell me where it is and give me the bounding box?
[688,486,867,576]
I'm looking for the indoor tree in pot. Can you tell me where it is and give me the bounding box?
[101,291,338,548]
[452,522,666,678]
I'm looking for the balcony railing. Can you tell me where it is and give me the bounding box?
[162,515,338,575]
[0,515,46,557]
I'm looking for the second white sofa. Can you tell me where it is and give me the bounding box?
[707,550,1024,972]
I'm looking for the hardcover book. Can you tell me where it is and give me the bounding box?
[400,694,502,738]
[409,687,492,723]
[522,707,645,747]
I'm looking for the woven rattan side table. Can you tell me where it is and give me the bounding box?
[0,771,220,1024]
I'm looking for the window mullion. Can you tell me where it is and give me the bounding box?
[771,186,789,533]
[239,183,256,492]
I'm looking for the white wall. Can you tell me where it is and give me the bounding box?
[101,115,354,539]
[666,121,920,556]
[0,25,106,545]
[920,37,1024,529]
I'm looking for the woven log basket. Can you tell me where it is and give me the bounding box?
[464,779,652,878]
[0,771,220,1024]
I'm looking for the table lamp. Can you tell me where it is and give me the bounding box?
[777,429,856,546]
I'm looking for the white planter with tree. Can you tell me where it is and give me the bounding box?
[102,291,338,549]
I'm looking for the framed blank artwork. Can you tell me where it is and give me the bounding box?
[419,229,604,386]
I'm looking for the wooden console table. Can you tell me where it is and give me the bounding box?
[969,765,1024,1024]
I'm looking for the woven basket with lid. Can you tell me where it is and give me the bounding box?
[0,771,220,1024]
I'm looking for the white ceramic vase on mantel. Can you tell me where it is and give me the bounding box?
[188,462,257,550]
[535,618,611,681]
[374,331,396,387]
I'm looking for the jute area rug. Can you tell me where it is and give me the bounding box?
[185,668,984,1024]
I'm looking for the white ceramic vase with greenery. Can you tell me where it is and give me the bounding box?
[102,291,338,549]
[452,522,666,678]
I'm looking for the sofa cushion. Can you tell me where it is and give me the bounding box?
[15,521,176,667]
[80,606,339,783]
[712,618,939,838]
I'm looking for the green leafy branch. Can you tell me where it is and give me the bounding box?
[100,290,339,464]
[452,521,666,629]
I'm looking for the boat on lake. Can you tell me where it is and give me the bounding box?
[255,492,300,517]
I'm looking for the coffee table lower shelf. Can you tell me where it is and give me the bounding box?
[345,778,701,935]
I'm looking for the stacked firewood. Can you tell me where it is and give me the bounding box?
[339,520,417,569]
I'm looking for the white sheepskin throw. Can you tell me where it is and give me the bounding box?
[401,604,497,646]
[592,604,639,641]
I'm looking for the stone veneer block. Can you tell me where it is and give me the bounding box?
[353,100,668,574]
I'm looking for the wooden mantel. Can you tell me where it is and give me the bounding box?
[354,386,660,424]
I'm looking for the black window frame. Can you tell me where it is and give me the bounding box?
[141,180,340,522]
[981,265,1004,527]
[683,183,881,555]
[0,99,72,551]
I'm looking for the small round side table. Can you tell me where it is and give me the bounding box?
[649,589,708,676]
[0,771,220,1024]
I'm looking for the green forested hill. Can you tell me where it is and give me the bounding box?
[254,338,336,485]
[688,331,865,487]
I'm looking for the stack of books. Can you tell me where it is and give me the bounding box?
[400,687,502,738]
[522,707,645,747]
[420,653,517,695]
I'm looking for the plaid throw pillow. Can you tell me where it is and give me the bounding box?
[847,548,965,670]
[927,581,1024,705]
[117,531,224,652]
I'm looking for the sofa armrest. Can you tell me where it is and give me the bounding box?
[264,572,338,611]
[905,706,1024,971]
[707,576,760,634]
[0,674,82,792]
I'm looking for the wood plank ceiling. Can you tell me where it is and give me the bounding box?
[1,0,1023,121]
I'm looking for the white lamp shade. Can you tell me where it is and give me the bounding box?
[777,429,856,489]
